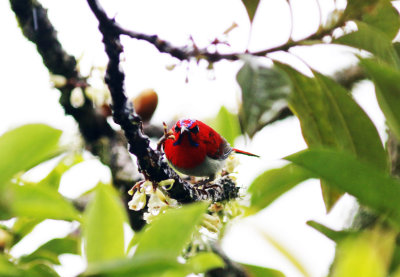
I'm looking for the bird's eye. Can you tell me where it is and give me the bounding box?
[174,125,181,132]
[191,125,199,134]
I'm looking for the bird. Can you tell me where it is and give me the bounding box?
[162,118,259,180]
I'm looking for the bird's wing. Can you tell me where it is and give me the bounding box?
[218,139,233,160]
[206,135,232,160]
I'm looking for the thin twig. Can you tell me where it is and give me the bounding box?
[85,2,347,63]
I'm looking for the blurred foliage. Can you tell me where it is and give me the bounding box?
[0,124,62,188]
[240,263,285,277]
[4,0,400,276]
[237,60,291,138]
[331,227,397,277]
[361,58,400,141]
[306,220,357,242]
[83,183,127,265]
[208,106,241,146]
[247,164,313,215]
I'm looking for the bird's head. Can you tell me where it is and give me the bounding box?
[172,119,199,147]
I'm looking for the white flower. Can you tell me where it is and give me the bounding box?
[141,180,154,194]
[128,191,147,211]
[148,190,168,214]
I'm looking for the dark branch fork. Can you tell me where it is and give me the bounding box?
[86,0,239,204]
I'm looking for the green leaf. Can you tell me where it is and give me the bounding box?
[85,253,185,277]
[241,0,260,22]
[10,154,84,239]
[286,149,400,226]
[38,236,78,255]
[331,228,396,277]
[313,72,387,171]
[134,202,208,259]
[335,21,400,68]
[361,58,400,141]
[277,63,387,210]
[0,255,23,277]
[362,0,400,39]
[306,220,356,242]
[279,64,334,146]
[277,64,340,209]
[20,236,79,265]
[208,106,241,146]
[345,0,379,19]
[389,245,400,273]
[186,252,224,274]
[25,263,60,277]
[247,164,313,215]
[12,218,42,246]
[237,61,291,137]
[37,153,83,190]
[0,124,62,188]
[240,263,285,277]
[6,183,80,221]
[83,183,128,264]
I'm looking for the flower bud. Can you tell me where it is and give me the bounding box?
[70,87,85,108]
[132,89,158,122]
[201,214,221,233]
[50,74,67,88]
[158,179,175,190]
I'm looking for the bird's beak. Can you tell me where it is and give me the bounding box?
[181,126,189,133]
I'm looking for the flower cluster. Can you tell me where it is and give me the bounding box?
[128,154,243,230]
[127,179,178,223]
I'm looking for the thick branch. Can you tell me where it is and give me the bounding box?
[86,0,239,204]
[10,0,115,143]
[10,0,147,230]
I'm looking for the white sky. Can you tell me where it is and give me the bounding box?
[0,0,389,276]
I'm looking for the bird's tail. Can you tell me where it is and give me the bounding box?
[232,148,260,158]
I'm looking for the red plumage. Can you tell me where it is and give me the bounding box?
[163,119,258,179]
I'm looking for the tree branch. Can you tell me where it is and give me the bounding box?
[84,2,347,64]
[9,0,147,230]
[10,0,114,143]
